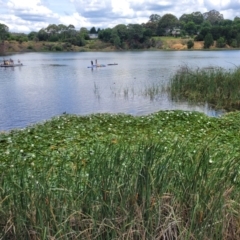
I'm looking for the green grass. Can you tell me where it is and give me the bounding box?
[168,66,240,111]
[1,110,240,239]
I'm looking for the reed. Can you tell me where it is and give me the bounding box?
[168,66,240,111]
[141,83,163,101]
[1,110,240,239]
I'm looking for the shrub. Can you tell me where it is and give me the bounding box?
[216,37,226,48]
[54,45,62,51]
[204,33,214,48]
[187,40,194,49]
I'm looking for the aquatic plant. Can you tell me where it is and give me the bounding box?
[1,110,240,239]
[168,66,240,111]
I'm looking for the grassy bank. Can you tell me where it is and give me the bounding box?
[1,110,240,239]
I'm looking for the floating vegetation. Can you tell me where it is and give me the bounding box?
[1,110,240,239]
[41,64,67,66]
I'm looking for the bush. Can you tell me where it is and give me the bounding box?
[216,37,226,48]
[231,39,238,48]
[187,40,194,49]
[204,33,214,48]
[54,45,62,51]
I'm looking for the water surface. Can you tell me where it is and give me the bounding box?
[0,51,238,131]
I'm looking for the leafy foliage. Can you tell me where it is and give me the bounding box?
[216,36,226,48]
[187,39,194,49]
[203,10,224,25]
[157,13,179,36]
[204,33,214,48]
[0,23,9,42]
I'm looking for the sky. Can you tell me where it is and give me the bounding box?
[0,0,240,33]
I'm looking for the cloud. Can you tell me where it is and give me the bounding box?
[1,0,240,33]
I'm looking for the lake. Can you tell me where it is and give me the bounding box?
[0,50,239,131]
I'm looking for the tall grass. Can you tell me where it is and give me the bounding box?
[168,66,240,111]
[1,111,240,239]
[1,141,240,239]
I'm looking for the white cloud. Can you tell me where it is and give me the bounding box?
[59,12,89,29]
[7,0,53,15]
[0,0,240,33]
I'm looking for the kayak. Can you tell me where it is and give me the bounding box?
[88,64,106,68]
[0,63,23,67]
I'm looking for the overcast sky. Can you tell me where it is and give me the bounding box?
[0,0,240,33]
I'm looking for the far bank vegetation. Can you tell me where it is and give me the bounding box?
[1,9,240,53]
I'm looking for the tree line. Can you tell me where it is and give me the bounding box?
[1,9,240,49]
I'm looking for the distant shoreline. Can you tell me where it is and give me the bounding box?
[0,39,238,55]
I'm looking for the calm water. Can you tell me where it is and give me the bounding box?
[0,50,238,131]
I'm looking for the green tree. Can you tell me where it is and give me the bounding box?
[113,24,128,41]
[216,37,226,48]
[66,24,76,37]
[127,24,144,41]
[184,21,197,35]
[79,27,90,40]
[110,29,121,48]
[90,27,97,34]
[191,12,204,25]
[204,33,214,48]
[149,14,161,22]
[187,40,194,49]
[98,28,112,42]
[37,29,48,41]
[203,10,224,25]
[28,31,38,41]
[179,14,192,24]
[57,24,68,40]
[0,23,9,42]
[180,12,203,25]
[157,13,179,36]
[210,26,221,40]
[236,33,240,47]
[231,39,237,48]
[199,27,211,38]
